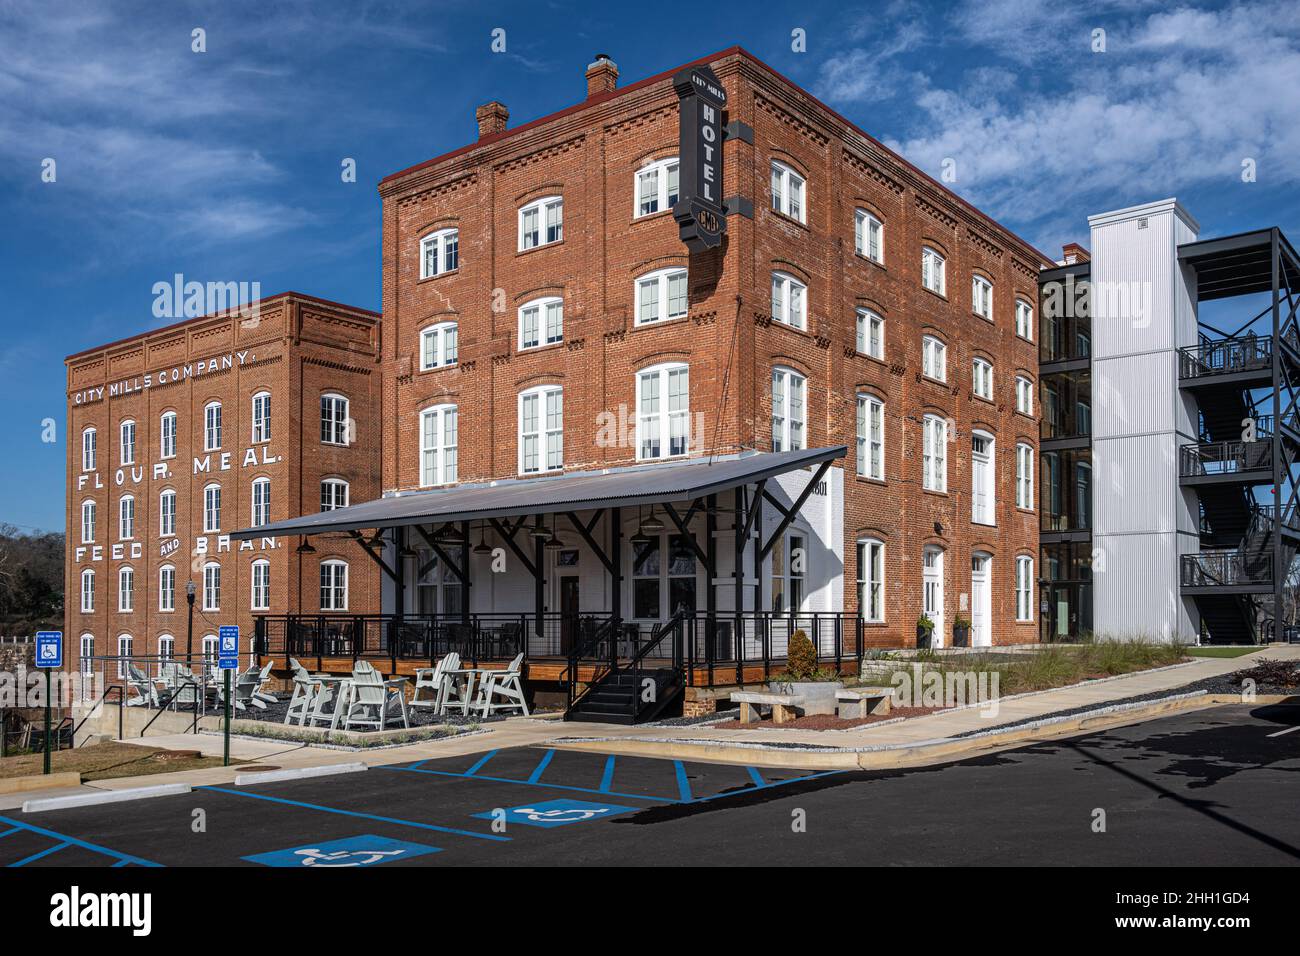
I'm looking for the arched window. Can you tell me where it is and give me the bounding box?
[420,227,458,278]
[1016,375,1034,415]
[973,357,993,400]
[420,404,459,486]
[856,538,885,623]
[158,634,175,663]
[856,307,884,359]
[770,160,806,222]
[635,267,688,326]
[158,565,175,612]
[116,634,133,679]
[80,634,95,679]
[320,478,349,511]
[972,274,993,320]
[855,209,883,262]
[771,271,807,329]
[202,561,221,611]
[636,363,689,461]
[251,476,271,527]
[119,419,136,466]
[251,559,270,611]
[518,296,563,350]
[922,335,947,381]
[856,394,884,480]
[1016,298,1035,341]
[80,568,95,613]
[252,391,271,443]
[321,393,350,445]
[635,158,679,217]
[1017,442,1035,510]
[81,426,97,471]
[81,500,96,544]
[118,494,135,540]
[420,321,458,370]
[922,415,947,492]
[118,566,134,612]
[1016,555,1035,621]
[519,385,563,474]
[771,367,806,452]
[159,489,176,537]
[921,246,946,295]
[203,483,222,533]
[202,634,218,664]
[519,196,563,250]
[160,411,177,459]
[320,560,348,611]
[204,401,222,451]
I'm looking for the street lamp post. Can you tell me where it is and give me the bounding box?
[185,579,196,661]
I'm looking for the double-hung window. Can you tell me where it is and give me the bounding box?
[637,364,689,460]
[1015,556,1034,621]
[973,358,993,400]
[118,495,134,540]
[420,228,458,277]
[251,477,271,527]
[159,565,175,612]
[855,209,883,262]
[321,479,349,512]
[519,386,563,474]
[82,427,96,471]
[856,308,884,359]
[922,247,946,295]
[251,392,271,443]
[203,483,221,533]
[771,272,807,329]
[856,539,884,622]
[519,297,563,350]
[320,560,348,611]
[159,490,176,537]
[770,161,806,222]
[420,405,458,486]
[771,368,806,452]
[1016,375,1034,415]
[636,158,679,217]
[203,562,220,611]
[160,412,176,459]
[856,394,884,480]
[922,336,947,382]
[636,268,688,325]
[321,394,349,445]
[204,402,222,451]
[972,275,993,320]
[922,415,948,492]
[1016,299,1035,340]
[251,560,270,611]
[119,420,136,466]
[519,196,563,250]
[1016,443,1035,510]
[420,321,458,369]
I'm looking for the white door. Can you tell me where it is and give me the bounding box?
[970,552,992,647]
[923,547,944,648]
[972,433,993,525]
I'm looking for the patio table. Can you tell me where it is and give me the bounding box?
[441,667,493,716]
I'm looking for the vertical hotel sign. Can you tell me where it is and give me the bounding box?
[673,65,727,251]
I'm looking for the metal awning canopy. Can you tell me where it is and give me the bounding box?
[231,445,847,540]
[1178,228,1300,301]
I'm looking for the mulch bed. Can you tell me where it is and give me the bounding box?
[734,706,948,731]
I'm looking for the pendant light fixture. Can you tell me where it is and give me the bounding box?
[473,521,493,555]
[295,536,316,555]
[641,505,665,535]
[529,515,551,540]
[630,504,652,546]
[545,515,568,550]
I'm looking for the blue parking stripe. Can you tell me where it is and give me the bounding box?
[674,761,692,802]
[11,842,69,867]
[406,759,430,771]
[0,814,160,868]
[197,786,510,842]
[526,750,555,784]
[466,750,498,776]
[599,756,617,793]
[688,769,847,804]
[0,827,20,840]
[747,767,766,788]
[380,765,674,803]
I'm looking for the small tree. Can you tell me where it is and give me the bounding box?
[786,629,817,680]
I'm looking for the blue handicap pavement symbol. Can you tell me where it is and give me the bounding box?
[474,799,637,828]
[243,834,441,867]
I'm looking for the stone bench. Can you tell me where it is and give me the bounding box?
[731,691,804,725]
[836,686,892,719]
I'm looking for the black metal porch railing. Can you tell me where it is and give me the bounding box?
[1180,549,1274,587]
[1178,335,1272,380]
[1179,439,1272,478]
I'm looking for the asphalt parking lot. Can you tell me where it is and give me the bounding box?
[2,703,1297,867]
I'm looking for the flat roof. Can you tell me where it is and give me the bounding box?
[1178,228,1300,301]
[231,445,847,540]
[378,45,1054,269]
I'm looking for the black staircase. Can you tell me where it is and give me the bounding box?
[565,613,687,724]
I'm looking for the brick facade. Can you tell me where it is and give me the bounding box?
[64,293,382,671]
[377,47,1050,648]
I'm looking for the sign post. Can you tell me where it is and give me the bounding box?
[35,631,63,775]
[218,625,239,767]
[672,65,728,251]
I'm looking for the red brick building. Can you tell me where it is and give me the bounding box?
[64,293,382,674]
[370,47,1050,650]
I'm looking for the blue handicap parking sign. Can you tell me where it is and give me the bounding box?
[35,631,62,668]
[243,834,441,867]
[218,625,239,656]
[474,799,637,828]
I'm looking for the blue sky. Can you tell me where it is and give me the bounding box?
[3,0,1298,532]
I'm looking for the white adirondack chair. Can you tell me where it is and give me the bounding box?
[437,652,477,715]
[251,660,277,706]
[124,661,158,707]
[343,661,408,731]
[475,653,529,717]
[410,652,458,712]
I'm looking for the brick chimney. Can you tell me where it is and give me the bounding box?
[475,101,508,139]
[1062,242,1091,265]
[585,53,618,98]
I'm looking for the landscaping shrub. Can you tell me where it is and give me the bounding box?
[786,629,818,681]
[1235,658,1300,688]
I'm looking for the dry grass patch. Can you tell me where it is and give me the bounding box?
[0,741,229,781]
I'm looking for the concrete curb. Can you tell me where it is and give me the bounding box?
[0,771,82,795]
[22,783,192,813]
[549,692,1287,770]
[234,762,367,785]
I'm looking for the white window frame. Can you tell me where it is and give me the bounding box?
[80,568,95,613]
[856,394,884,480]
[320,560,349,611]
[1016,375,1034,415]
[202,561,221,611]
[119,419,136,466]
[251,559,270,611]
[420,227,458,278]
[922,335,947,382]
[770,367,806,453]
[771,272,807,330]
[204,401,222,451]
[203,482,222,533]
[420,321,458,370]
[81,500,96,544]
[771,530,809,613]
[321,393,350,446]
[1016,298,1035,341]
[518,297,563,350]
[158,634,175,663]
[972,274,993,321]
[518,196,563,250]
[1016,555,1034,621]
[251,391,271,444]
[971,431,996,526]
[82,427,96,471]
[922,414,948,493]
[635,157,679,218]
[518,385,563,475]
[159,565,175,612]
[855,209,883,263]
[973,357,993,401]
[856,538,885,623]
[635,268,688,326]
[159,489,176,537]
[636,363,690,461]
[321,478,349,512]
[856,307,884,360]
[251,476,271,527]
[922,246,946,295]
[1017,442,1035,510]
[118,494,135,540]
[160,411,177,459]
[118,566,134,613]
[420,404,459,487]
[770,160,806,223]
[116,634,133,680]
